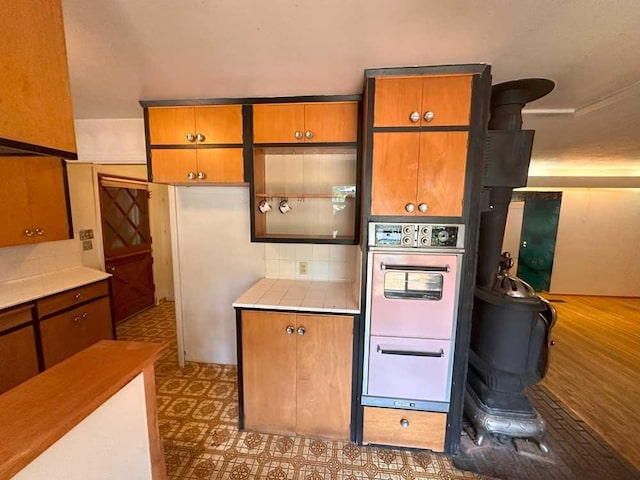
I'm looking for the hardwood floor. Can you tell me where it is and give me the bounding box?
[542,294,640,470]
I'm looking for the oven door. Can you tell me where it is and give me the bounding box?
[369,252,460,339]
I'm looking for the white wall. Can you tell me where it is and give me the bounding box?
[74,119,147,164]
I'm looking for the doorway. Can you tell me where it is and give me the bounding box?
[98,174,155,323]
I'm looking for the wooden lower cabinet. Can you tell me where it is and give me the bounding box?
[0,305,39,394]
[362,406,446,451]
[241,310,353,440]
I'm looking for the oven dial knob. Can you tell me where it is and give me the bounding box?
[402,226,413,235]
[420,226,430,236]
[402,236,412,245]
[420,236,430,246]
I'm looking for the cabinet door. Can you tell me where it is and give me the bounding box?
[0,158,32,247]
[194,106,243,144]
[253,104,305,143]
[421,75,472,126]
[417,132,468,217]
[296,314,353,440]
[241,311,297,436]
[370,132,420,216]
[150,149,198,183]
[196,148,244,183]
[303,102,358,143]
[24,157,70,243]
[147,107,196,145]
[0,326,40,394]
[40,297,113,368]
[373,77,423,127]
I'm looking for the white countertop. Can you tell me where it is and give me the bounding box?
[0,267,111,310]
[233,278,360,314]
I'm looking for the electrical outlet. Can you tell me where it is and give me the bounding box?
[299,261,308,275]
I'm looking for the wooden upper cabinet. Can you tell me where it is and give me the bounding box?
[374,75,472,127]
[0,158,32,247]
[148,105,243,145]
[150,148,244,184]
[253,102,358,144]
[0,0,76,154]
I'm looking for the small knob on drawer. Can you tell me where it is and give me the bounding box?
[195,133,205,142]
[74,293,82,300]
[400,418,409,428]
[294,131,303,140]
[187,171,196,180]
[409,112,420,123]
[297,326,306,336]
[24,229,34,237]
[197,171,206,180]
[405,203,415,213]
[423,111,435,122]
[418,203,428,213]
[186,133,195,142]
[286,325,294,335]
[305,130,313,139]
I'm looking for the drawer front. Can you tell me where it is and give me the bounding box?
[0,325,40,394]
[40,297,113,368]
[367,336,452,402]
[37,280,109,318]
[363,406,446,451]
[0,304,34,333]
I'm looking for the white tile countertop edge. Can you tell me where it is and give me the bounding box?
[0,267,111,310]
[232,278,360,314]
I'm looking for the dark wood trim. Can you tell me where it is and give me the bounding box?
[149,143,244,150]
[364,64,489,79]
[242,105,253,184]
[252,142,358,149]
[351,312,364,444]
[0,320,35,338]
[235,308,245,430]
[251,236,358,245]
[142,107,153,182]
[0,138,78,160]
[140,94,362,108]
[108,277,117,340]
[372,125,470,133]
[367,215,464,225]
[61,159,74,240]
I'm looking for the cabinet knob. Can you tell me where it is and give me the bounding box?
[409,112,420,123]
[423,111,435,122]
[24,229,34,237]
[418,203,428,213]
[35,228,44,236]
[186,133,195,142]
[195,133,205,142]
[305,130,313,140]
[197,171,206,180]
[74,293,82,300]
[405,203,415,213]
[400,418,409,428]
[294,131,303,140]
[73,316,81,323]
[286,325,295,335]
[297,326,306,336]
[187,171,196,180]
[108,266,116,273]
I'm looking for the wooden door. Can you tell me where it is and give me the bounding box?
[196,148,244,183]
[150,149,198,183]
[148,107,195,145]
[0,157,32,247]
[421,75,472,126]
[253,104,305,143]
[194,105,243,144]
[416,132,468,217]
[24,157,70,243]
[303,102,358,143]
[296,314,353,440]
[373,77,423,127]
[99,176,155,323]
[370,132,420,216]
[242,310,297,436]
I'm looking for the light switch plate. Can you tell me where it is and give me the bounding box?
[79,229,94,240]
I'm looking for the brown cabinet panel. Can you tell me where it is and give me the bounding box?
[37,280,109,318]
[417,132,468,217]
[241,310,297,436]
[421,75,472,127]
[373,77,424,127]
[149,105,243,145]
[148,107,196,145]
[0,158,31,247]
[150,149,198,184]
[196,148,244,183]
[362,407,446,451]
[296,314,353,440]
[253,104,305,144]
[303,102,358,143]
[194,106,243,144]
[40,297,113,369]
[0,326,40,394]
[370,133,420,216]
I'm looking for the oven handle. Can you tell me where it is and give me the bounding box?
[380,263,450,273]
[377,345,445,358]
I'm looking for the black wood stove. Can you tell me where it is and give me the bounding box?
[465,78,557,451]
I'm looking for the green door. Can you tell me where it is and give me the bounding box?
[516,193,562,292]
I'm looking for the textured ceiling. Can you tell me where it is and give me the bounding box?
[61,0,640,167]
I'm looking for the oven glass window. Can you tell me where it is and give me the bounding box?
[383,272,443,300]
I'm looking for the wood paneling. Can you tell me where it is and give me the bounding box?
[0,158,31,247]
[148,107,196,145]
[542,294,640,470]
[0,326,39,394]
[296,314,353,440]
[417,132,468,217]
[197,148,244,183]
[420,75,472,126]
[373,77,424,127]
[0,305,33,332]
[303,102,358,143]
[241,310,297,436]
[151,149,198,184]
[362,407,446,451]
[253,104,305,143]
[370,132,420,216]
[195,105,243,144]
[0,0,76,153]
[40,297,114,368]
[37,280,109,318]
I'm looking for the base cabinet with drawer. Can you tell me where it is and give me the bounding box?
[0,305,40,394]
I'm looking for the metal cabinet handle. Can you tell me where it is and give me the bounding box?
[423,111,435,122]
[294,131,303,140]
[108,266,116,273]
[297,326,306,336]
[35,228,45,236]
[380,263,450,272]
[74,293,82,300]
[81,312,88,320]
[187,171,196,180]
[377,345,445,357]
[195,133,205,142]
[405,203,415,213]
[197,171,206,180]
[400,418,410,428]
[24,229,34,237]
[186,133,195,142]
[409,112,420,123]
[418,203,428,213]
[73,316,81,323]
[305,130,313,140]
[286,325,295,335]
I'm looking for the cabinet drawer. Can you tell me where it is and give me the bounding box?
[40,297,113,368]
[0,325,40,394]
[37,280,109,318]
[362,406,446,451]
[0,304,34,333]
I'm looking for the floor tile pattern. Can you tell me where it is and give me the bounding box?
[117,302,486,480]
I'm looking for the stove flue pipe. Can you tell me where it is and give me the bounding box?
[476,78,555,288]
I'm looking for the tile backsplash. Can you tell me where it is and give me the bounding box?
[0,239,84,283]
[264,243,358,281]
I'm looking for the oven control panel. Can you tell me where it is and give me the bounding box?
[369,222,464,249]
